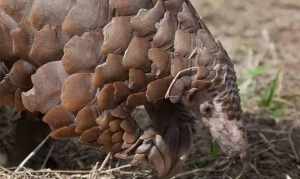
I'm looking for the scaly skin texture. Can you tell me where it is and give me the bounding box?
[178,40,246,156]
[166,1,247,157]
[0,0,247,177]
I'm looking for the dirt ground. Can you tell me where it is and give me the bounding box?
[1,0,300,178]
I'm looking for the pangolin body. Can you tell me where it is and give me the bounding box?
[0,0,247,177]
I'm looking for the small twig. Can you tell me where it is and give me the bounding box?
[40,144,55,169]
[172,159,229,179]
[13,164,133,175]
[102,164,132,173]
[99,152,111,171]
[286,174,293,179]
[259,133,282,155]
[165,67,199,99]
[252,145,273,157]
[258,132,285,164]
[246,136,288,151]
[248,128,290,135]
[54,172,64,179]
[15,169,91,174]
[248,162,262,176]
[235,163,246,179]
[89,162,99,179]
[222,160,234,178]
[0,166,12,174]
[288,128,300,162]
[15,135,50,172]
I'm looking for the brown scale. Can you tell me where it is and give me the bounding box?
[0,0,111,109]
[0,60,35,110]
[0,0,247,178]
[62,31,104,74]
[100,16,133,56]
[22,61,69,113]
[94,54,128,88]
[130,0,165,37]
[97,81,130,111]
[95,112,138,153]
[61,73,96,112]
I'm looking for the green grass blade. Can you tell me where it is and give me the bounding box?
[260,71,281,107]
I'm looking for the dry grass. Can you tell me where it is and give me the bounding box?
[0,165,149,179]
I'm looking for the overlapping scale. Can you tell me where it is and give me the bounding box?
[0,0,246,177]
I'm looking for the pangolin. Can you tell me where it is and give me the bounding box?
[0,0,247,177]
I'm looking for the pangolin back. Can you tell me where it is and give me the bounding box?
[0,0,247,177]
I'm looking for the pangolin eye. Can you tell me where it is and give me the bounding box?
[200,102,213,118]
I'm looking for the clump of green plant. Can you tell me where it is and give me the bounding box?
[258,70,286,119]
[238,66,286,119]
[238,66,266,105]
